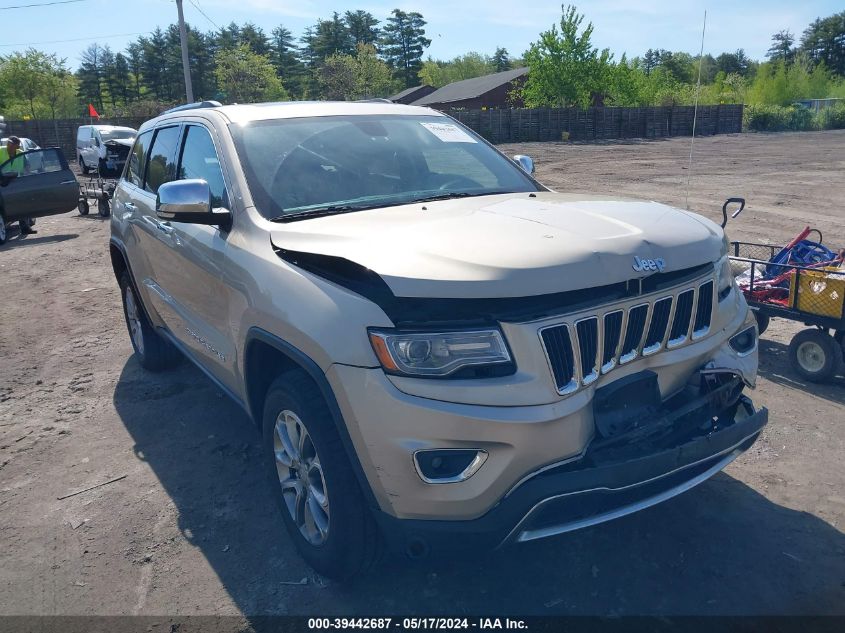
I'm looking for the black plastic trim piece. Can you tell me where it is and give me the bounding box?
[276,247,716,327]
[243,327,382,511]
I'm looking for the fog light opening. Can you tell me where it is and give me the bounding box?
[413,449,488,484]
[729,326,757,356]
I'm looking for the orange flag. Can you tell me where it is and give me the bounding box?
[88,104,100,118]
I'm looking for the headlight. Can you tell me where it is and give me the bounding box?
[368,328,513,377]
[717,254,735,301]
[721,231,730,258]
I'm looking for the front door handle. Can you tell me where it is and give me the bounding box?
[124,202,136,210]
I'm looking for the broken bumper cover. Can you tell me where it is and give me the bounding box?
[375,393,768,555]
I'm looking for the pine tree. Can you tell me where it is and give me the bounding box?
[380,10,431,88]
[492,47,511,72]
[345,10,380,47]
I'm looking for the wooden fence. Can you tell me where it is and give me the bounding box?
[449,104,744,144]
[4,105,743,160]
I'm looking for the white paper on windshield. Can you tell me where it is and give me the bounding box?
[419,122,477,143]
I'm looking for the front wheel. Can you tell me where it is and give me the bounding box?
[118,271,181,371]
[79,155,90,175]
[262,371,381,580]
[0,216,7,245]
[788,329,842,383]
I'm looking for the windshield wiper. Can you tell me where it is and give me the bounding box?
[409,191,518,204]
[270,204,378,223]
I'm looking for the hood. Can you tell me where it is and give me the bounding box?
[105,138,134,148]
[270,192,723,299]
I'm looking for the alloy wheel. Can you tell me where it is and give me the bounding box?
[124,286,145,355]
[273,409,330,546]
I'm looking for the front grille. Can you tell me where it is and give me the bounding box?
[540,274,715,394]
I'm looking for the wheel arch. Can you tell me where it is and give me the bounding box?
[243,327,381,511]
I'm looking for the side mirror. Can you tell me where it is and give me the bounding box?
[513,154,535,175]
[156,179,231,230]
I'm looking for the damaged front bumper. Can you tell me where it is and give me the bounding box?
[375,377,768,556]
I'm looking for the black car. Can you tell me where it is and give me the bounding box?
[0,147,79,245]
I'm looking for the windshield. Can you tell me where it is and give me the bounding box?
[230,114,540,219]
[100,129,136,141]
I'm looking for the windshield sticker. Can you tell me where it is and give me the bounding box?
[419,122,477,143]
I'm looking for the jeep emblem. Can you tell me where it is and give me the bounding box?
[632,256,665,273]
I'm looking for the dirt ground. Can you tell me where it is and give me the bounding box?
[1,131,844,619]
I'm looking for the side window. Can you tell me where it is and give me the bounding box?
[1,148,64,177]
[126,130,152,187]
[177,125,229,209]
[144,126,180,194]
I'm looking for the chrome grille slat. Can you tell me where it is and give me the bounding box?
[693,280,714,339]
[539,272,718,397]
[540,325,578,394]
[668,289,695,347]
[643,296,673,355]
[620,303,649,364]
[601,311,624,373]
[575,317,599,385]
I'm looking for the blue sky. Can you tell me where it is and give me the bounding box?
[1,0,841,69]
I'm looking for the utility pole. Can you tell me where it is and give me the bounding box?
[176,0,194,103]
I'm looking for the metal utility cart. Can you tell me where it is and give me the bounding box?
[77,173,116,218]
[729,226,845,383]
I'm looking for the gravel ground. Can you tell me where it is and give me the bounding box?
[1,131,843,620]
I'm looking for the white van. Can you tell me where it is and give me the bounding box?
[76,125,136,176]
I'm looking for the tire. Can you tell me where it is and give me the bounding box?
[754,312,770,336]
[79,155,89,175]
[78,199,90,215]
[118,271,181,371]
[262,371,381,580]
[19,218,35,233]
[0,216,7,245]
[788,329,842,383]
[98,197,110,218]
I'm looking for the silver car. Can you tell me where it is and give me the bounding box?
[110,101,767,578]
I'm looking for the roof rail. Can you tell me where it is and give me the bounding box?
[355,98,393,104]
[161,100,223,115]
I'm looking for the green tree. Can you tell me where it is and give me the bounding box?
[352,44,394,98]
[214,44,288,103]
[492,47,511,72]
[800,11,845,76]
[318,53,357,100]
[311,13,355,62]
[520,5,612,107]
[380,9,431,88]
[345,10,380,47]
[239,23,272,56]
[716,49,752,76]
[77,43,104,111]
[318,44,394,100]
[271,25,306,97]
[418,52,494,87]
[767,30,796,64]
